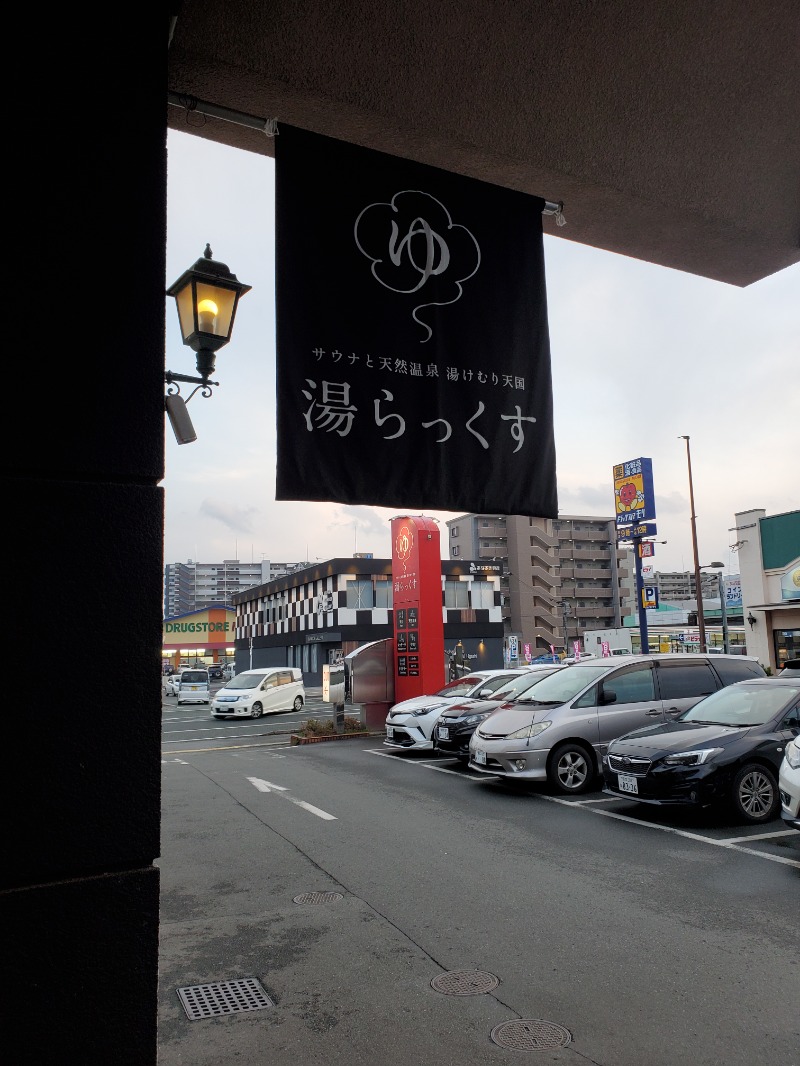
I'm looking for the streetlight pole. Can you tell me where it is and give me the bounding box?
[679,435,707,653]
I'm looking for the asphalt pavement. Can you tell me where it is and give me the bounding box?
[156,710,799,1066]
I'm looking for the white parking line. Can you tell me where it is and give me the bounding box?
[363,750,800,867]
[538,794,800,868]
[722,829,796,844]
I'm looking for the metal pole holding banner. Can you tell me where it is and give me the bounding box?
[634,537,650,655]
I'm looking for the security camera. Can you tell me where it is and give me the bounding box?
[165,393,197,445]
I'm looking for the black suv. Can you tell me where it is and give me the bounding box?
[433,666,565,762]
[208,663,224,679]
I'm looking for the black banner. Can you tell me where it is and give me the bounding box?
[275,124,557,517]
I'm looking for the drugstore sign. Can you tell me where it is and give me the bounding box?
[162,607,236,647]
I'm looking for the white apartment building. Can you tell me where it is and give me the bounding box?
[164,558,299,617]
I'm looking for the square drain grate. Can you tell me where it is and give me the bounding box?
[176,976,274,1020]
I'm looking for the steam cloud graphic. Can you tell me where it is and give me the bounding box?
[354,190,481,342]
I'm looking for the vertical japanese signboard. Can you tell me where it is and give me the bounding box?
[613,457,657,655]
[275,124,558,517]
[613,458,656,530]
[391,516,445,704]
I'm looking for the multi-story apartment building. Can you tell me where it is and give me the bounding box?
[652,570,721,603]
[446,513,635,654]
[164,558,299,617]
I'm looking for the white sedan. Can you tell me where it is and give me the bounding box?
[779,735,800,831]
[384,669,532,752]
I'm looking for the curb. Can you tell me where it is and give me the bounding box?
[290,731,373,745]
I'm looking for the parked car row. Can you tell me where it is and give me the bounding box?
[384,666,562,752]
[384,654,800,828]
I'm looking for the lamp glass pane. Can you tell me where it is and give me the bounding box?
[174,285,196,342]
[196,281,236,338]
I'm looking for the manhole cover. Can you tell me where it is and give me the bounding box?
[176,977,274,1020]
[490,1019,571,1051]
[292,891,344,905]
[431,970,499,995]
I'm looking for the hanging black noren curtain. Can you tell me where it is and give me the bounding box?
[275,124,558,518]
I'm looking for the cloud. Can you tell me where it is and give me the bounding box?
[198,499,260,534]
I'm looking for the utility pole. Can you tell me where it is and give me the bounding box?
[680,435,707,653]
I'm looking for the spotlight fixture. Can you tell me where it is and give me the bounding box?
[747,612,757,629]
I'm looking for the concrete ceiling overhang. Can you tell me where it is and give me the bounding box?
[167,2,800,286]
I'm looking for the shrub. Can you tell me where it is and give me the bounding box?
[300,716,364,736]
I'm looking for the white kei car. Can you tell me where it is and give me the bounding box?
[384,669,532,752]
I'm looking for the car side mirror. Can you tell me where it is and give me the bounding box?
[600,688,617,706]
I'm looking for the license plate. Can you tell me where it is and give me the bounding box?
[437,725,449,740]
[386,726,394,738]
[474,749,487,765]
[190,686,198,691]
[617,773,638,794]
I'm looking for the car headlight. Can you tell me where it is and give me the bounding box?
[506,720,551,741]
[785,739,800,769]
[663,747,724,766]
[462,712,492,726]
[412,702,447,717]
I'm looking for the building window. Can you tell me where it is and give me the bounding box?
[471,580,494,609]
[451,526,459,537]
[346,578,373,609]
[374,578,392,608]
[451,545,460,556]
[444,578,469,608]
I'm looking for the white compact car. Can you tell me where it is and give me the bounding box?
[384,669,532,752]
[778,734,800,831]
[211,667,305,719]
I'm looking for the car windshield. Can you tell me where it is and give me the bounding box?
[225,672,267,690]
[181,670,207,683]
[506,663,609,704]
[680,682,800,726]
[491,670,559,701]
[432,674,511,698]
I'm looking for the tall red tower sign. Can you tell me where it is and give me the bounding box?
[391,516,446,704]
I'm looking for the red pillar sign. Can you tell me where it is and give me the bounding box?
[391,516,446,704]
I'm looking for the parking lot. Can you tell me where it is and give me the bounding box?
[158,713,799,1066]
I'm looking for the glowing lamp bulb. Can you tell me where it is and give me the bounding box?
[197,298,219,333]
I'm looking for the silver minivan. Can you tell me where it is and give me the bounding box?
[176,668,211,705]
[468,653,766,794]
[211,667,305,719]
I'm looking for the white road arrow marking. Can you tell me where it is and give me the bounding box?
[247,777,289,792]
[246,777,337,820]
[287,799,337,820]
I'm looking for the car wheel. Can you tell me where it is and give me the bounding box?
[293,695,304,711]
[250,703,263,719]
[548,742,595,795]
[731,763,779,824]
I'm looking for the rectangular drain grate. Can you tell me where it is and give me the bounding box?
[176,977,274,1020]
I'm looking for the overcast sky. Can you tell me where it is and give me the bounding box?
[163,128,798,576]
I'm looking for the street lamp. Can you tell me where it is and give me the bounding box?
[679,435,707,652]
[700,562,728,653]
[165,244,251,444]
